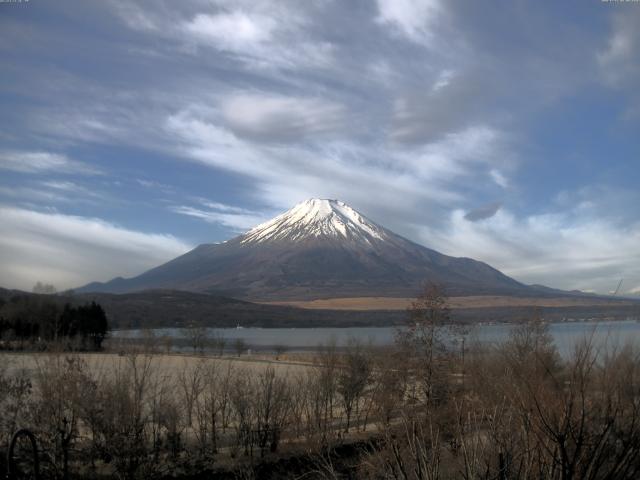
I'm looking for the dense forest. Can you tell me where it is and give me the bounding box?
[0,294,108,350]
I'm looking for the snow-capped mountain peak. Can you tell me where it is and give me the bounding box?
[79,197,529,299]
[240,198,387,244]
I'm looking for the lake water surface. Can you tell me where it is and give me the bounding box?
[113,319,640,357]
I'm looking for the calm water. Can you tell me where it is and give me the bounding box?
[113,319,640,357]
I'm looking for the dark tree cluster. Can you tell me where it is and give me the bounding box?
[0,295,108,350]
[58,302,109,349]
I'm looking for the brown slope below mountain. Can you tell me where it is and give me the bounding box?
[261,295,638,311]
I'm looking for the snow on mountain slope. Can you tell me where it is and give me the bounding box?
[241,199,387,244]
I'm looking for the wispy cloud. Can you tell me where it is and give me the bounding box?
[421,208,640,293]
[490,169,509,189]
[169,200,268,231]
[163,106,512,239]
[136,179,176,194]
[597,8,640,118]
[0,206,191,290]
[0,151,100,175]
[0,186,72,204]
[180,6,334,70]
[40,180,87,192]
[597,9,640,86]
[109,1,334,72]
[376,0,442,46]
[0,179,110,206]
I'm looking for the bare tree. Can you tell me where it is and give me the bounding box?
[194,360,233,455]
[234,338,248,357]
[305,340,339,444]
[0,359,32,453]
[253,366,292,456]
[159,334,173,354]
[178,359,204,428]
[370,347,408,427]
[29,354,89,479]
[364,412,443,480]
[183,324,209,354]
[398,283,451,405]
[140,329,159,354]
[337,339,371,432]
[450,323,640,480]
[229,371,254,457]
[92,353,158,479]
[273,344,288,360]
[211,332,226,357]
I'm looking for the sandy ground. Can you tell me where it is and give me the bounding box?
[261,295,634,311]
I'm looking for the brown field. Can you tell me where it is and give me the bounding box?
[1,351,311,378]
[262,295,634,311]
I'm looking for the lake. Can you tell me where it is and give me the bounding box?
[112,318,640,357]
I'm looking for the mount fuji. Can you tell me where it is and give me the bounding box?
[79,198,534,300]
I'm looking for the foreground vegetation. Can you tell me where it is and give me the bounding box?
[2,286,640,479]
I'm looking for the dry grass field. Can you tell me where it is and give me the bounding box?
[0,351,311,378]
[261,295,634,311]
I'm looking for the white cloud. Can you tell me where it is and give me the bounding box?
[0,207,191,291]
[165,108,266,176]
[184,11,275,51]
[0,151,100,175]
[172,5,334,71]
[419,208,640,294]
[376,0,442,45]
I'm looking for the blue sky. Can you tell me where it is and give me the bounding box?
[0,0,639,295]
